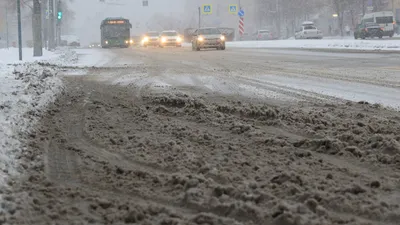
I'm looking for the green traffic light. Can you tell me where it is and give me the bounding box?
[58,12,62,20]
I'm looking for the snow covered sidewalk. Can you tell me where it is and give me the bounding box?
[227,39,400,51]
[0,48,70,188]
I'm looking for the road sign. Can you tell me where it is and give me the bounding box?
[238,9,244,17]
[229,4,238,14]
[202,4,212,15]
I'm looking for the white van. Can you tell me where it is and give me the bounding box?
[362,11,395,37]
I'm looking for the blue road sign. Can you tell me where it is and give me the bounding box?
[238,9,244,17]
[202,4,212,14]
[229,4,238,14]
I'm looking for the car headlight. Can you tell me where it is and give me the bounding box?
[177,37,182,42]
[161,37,167,43]
[143,37,149,42]
[125,40,129,44]
[130,39,134,44]
[105,41,108,44]
[197,36,204,42]
[220,36,225,41]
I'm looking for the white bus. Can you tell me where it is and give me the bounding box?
[362,11,395,37]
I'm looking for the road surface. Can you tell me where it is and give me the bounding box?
[6,47,400,225]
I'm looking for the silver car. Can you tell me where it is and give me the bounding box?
[191,27,226,51]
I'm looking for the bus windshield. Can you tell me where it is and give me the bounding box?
[375,16,393,24]
[102,25,129,38]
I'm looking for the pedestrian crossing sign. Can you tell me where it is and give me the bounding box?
[202,4,212,15]
[229,4,238,14]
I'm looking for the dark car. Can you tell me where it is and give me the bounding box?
[354,22,383,39]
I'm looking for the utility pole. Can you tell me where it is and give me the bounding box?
[42,0,48,49]
[198,7,201,28]
[5,5,9,49]
[17,0,23,61]
[49,0,55,50]
[33,0,43,56]
[362,0,366,16]
[56,0,62,46]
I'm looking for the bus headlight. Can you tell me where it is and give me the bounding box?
[161,37,167,43]
[198,36,204,42]
[177,37,182,42]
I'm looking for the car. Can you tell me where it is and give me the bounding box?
[238,32,253,41]
[253,30,273,40]
[89,42,101,48]
[191,27,226,51]
[61,35,81,47]
[295,22,323,39]
[354,22,384,39]
[159,30,182,48]
[141,31,160,47]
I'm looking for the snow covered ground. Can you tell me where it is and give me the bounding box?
[0,48,68,187]
[0,48,59,65]
[226,39,400,51]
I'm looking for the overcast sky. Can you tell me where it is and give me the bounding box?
[69,0,185,44]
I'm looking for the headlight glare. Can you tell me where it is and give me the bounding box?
[198,36,204,42]
[220,36,225,41]
[161,37,167,43]
[143,37,149,42]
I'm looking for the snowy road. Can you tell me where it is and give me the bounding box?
[5,47,400,225]
[88,47,400,109]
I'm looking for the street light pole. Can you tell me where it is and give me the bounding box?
[17,0,23,61]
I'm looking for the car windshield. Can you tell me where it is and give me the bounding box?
[304,25,317,30]
[259,30,269,34]
[198,28,221,35]
[146,32,159,37]
[162,32,177,36]
[375,16,393,24]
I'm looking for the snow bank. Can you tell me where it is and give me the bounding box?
[0,53,64,187]
[227,39,400,51]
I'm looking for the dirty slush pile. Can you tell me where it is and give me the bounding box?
[3,76,400,225]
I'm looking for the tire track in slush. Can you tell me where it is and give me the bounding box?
[43,81,253,224]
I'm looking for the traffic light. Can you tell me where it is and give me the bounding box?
[57,11,62,20]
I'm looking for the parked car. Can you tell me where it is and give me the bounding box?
[239,32,253,41]
[253,30,273,40]
[354,22,383,39]
[295,22,323,39]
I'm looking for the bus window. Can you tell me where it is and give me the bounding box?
[376,16,393,24]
